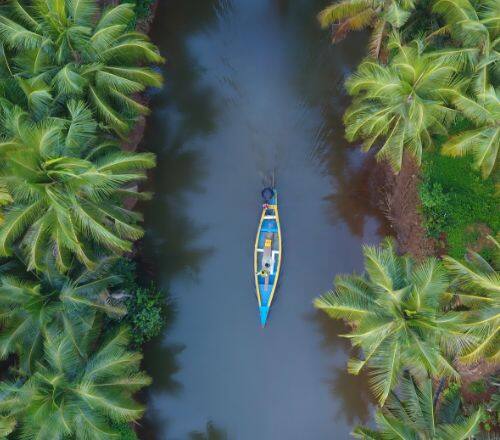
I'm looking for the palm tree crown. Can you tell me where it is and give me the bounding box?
[353,373,483,439]
[344,34,457,171]
[315,239,469,405]
[442,86,499,178]
[0,103,155,270]
[318,0,415,58]
[0,258,125,375]
[444,235,500,364]
[431,0,500,96]
[0,327,150,439]
[0,1,164,135]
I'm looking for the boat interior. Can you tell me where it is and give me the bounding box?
[256,207,280,306]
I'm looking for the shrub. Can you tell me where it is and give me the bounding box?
[419,151,500,258]
[109,420,138,440]
[419,181,450,238]
[126,284,166,346]
[469,380,487,394]
[112,257,166,346]
[122,0,156,19]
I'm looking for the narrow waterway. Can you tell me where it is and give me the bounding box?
[140,1,388,439]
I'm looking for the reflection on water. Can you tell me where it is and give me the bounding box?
[139,0,387,439]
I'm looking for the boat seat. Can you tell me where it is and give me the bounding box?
[261,226,278,233]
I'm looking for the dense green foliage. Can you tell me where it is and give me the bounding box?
[318,0,416,58]
[126,284,165,345]
[0,1,164,437]
[315,239,468,405]
[109,420,139,440]
[344,33,457,171]
[353,374,483,439]
[0,258,125,375]
[322,0,499,177]
[420,151,499,258]
[0,108,155,271]
[316,240,499,436]
[121,0,156,20]
[113,257,166,346]
[0,1,163,136]
[319,0,499,436]
[441,87,499,179]
[0,327,150,438]
[444,238,500,365]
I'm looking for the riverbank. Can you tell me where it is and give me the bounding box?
[0,1,166,437]
[316,0,499,436]
[371,155,436,260]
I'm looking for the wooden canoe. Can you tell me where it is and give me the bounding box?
[254,188,282,326]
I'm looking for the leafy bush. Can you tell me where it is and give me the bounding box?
[442,382,461,401]
[420,151,500,258]
[419,181,450,238]
[469,380,487,394]
[112,257,166,346]
[126,284,166,346]
[121,0,156,19]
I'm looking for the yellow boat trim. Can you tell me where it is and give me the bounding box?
[253,200,282,311]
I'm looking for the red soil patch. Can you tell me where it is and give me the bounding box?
[371,154,436,260]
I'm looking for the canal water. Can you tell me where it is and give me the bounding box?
[139,1,388,439]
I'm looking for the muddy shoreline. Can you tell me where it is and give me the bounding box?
[371,156,436,260]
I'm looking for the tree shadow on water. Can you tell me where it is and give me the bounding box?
[134,2,227,439]
[147,0,225,138]
[275,0,389,240]
[311,309,375,428]
[308,309,351,356]
[328,365,374,426]
[140,139,214,280]
[323,152,391,239]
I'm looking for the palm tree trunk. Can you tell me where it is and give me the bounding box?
[433,377,447,407]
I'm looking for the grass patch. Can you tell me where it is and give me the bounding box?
[419,151,499,259]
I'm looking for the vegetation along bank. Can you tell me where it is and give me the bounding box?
[0,0,164,438]
[0,0,498,439]
[316,0,499,438]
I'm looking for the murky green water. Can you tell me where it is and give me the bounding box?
[139,1,388,438]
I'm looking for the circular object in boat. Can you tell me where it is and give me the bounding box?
[261,187,274,202]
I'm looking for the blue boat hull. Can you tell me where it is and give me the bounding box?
[254,189,282,326]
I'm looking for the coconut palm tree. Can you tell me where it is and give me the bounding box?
[314,238,470,405]
[0,105,155,270]
[0,416,15,438]
[0,184,12,224]
[353,373,483,439]
[0,327,151,439]
[318,0,416,58]
[0,0,164,135]
[0,257,125,375]
[431,0,499,97]
[344,33,458,171]
[444,235,500,364]
[441,86,499,178]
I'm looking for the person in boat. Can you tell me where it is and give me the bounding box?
[259,262,271,277]
[258,233,274,288]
